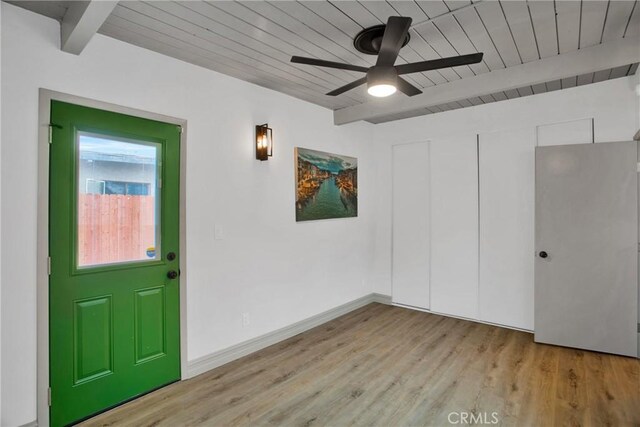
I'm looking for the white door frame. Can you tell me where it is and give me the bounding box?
[37,89,189,426]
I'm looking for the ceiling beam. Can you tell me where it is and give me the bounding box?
[333,36,640,125]
[61,1,118,54]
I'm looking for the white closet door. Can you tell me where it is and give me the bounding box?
[430,135,478,319]
[479,128,536,330]
[392,142,430,309]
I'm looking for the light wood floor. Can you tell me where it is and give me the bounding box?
[82,303,639,426]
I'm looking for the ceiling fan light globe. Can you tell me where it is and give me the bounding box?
[366,66,398,97]
[368,84,397,97]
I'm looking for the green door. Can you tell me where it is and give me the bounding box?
[49,101,181,426]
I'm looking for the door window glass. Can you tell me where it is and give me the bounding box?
[77,132,161,267]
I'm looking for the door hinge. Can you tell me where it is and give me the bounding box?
[47,256,52,275]
[48,387,52,406]
[178,125,183,134]
[48,123,62,144]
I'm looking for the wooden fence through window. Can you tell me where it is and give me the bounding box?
[78,194,156,266]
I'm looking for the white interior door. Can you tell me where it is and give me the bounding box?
[429,135,478,319]
[535,141,638,357]
[392,142,430,309]
[478,128,536,330]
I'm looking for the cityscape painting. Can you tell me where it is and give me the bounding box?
[295,147,358,222]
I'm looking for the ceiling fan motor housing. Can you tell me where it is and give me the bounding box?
[354,24,410,55]
[367,66,398,89]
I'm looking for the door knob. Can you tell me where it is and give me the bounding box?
[167,270,178,279]
[539,251,548,258]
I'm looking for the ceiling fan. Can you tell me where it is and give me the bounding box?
[291,16,484,98]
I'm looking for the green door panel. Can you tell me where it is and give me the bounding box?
[49,101,181,426]
[134,286,167,363]
[73,296,113,384]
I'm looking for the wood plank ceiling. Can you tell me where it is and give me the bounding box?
[10,0,640,124]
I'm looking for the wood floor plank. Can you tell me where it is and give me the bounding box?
[81,304,640,427]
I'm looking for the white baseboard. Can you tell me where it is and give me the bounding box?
[370,292,392,304]
[391,302,534,334]
[185,293,391,379]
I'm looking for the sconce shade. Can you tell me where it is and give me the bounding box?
[256,123,273,161]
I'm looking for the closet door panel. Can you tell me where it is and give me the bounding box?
[392,142,430,309]
[479,128,536,330]
[430,135,478,319]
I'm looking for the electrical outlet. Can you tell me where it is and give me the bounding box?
[242,312,250,327]
[214,224,224,240]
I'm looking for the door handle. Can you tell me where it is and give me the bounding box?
[539,251,548,258]
[167,270,178,280]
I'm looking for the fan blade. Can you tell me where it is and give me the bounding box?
[326,77,368,96]
[396,77,422,96]
[395,52,484,75]
[377,16,412,66]
[291,56,368,73]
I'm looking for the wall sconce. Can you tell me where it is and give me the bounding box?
[256,123,273,161]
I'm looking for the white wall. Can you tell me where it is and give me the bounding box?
[0,4,374,426]
[0,2,3,424]
[370,76,639,297]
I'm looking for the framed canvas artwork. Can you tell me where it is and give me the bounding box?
[295,147,358,221]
